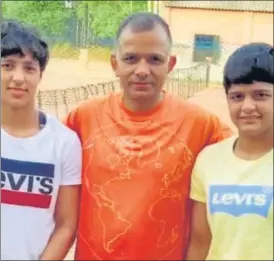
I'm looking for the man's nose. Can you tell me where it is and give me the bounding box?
[134,59,150,78]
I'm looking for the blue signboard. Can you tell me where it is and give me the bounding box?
[193,34,221,63]
[195,35,214,50]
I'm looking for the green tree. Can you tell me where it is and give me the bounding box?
[2,1,72,37]
[76,1,148,39]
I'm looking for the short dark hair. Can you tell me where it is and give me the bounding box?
[223,42,274,93]
[115,12,172,47]
[1,19,49,71]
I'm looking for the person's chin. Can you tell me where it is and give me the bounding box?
[130,88,154,99]
[238,125,263,136]
[7,98,29,109]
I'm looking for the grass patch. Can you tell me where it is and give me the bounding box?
[50,44,112,62]
[50,43,80,60]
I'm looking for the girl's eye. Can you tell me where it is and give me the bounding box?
[1,63,13,70]
[25,66,37,72]
[230,94,244,101]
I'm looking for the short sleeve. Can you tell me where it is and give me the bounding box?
[63,108,79,133]
[190,156,206,203]
[60,133,82,186]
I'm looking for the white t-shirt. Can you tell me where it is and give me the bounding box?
[1,113,82,260]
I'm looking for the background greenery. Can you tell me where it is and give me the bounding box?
[2,1,151,61]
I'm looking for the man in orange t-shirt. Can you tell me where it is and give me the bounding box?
[65,12,231,260]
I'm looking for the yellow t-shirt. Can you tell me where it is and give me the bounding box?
[190,136,273,260]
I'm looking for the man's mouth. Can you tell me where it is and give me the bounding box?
[132,82,151,88]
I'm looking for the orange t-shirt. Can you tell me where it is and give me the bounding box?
[65,92,231,260]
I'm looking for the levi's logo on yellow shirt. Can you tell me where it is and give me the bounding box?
[209,185,273,218]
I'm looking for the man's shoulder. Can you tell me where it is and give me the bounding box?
[197,136,236,163]
[168,94,215,121]
[69,92,120,118]
[46,113,80,145]
[73,96,106,113]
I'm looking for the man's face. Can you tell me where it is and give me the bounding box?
[227,82,273,137]
[1,53,42,110]
[111,26,176,104]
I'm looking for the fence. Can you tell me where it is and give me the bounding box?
[37,60,211,119]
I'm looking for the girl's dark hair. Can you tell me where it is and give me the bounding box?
[1,19,49,71]
[223,42,274,93]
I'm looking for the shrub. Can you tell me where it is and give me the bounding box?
[50,43,80,60]
[88,45,112,62]
[50,43,112,62]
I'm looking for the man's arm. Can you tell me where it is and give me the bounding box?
[208,113,234,144]
[63,108,79,133]
[40,134,82,260]
[186,201,211,260]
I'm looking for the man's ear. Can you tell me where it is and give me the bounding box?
[168,55,177,73]
[110,53,119,77]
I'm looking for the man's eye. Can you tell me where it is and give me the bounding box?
[124,56,135,61]
[151,56,162,63]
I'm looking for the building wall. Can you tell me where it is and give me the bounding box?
[159,5,273,82]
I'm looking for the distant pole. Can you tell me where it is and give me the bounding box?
[84,2,89,48]
[205,57,212,87]
[147,0,151,12]
[156,1,160,14]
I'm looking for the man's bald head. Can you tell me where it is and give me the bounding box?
[115,12,172,50]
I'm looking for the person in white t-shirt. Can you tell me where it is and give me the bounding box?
[1,19,82,260]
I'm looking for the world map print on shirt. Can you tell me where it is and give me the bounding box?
[65,93,231,260]
[1,157,55,209]
[80,117,194,255]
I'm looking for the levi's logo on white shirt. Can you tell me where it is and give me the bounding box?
[1,157,55,209]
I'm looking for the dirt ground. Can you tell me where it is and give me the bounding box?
[188,88,236,131]
[40,58,116,90]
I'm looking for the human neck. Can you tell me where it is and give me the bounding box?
[123,92,164,113]
[235,131,273,160]
[1,104,40,137]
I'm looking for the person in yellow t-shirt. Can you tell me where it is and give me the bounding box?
[186,42,273,261]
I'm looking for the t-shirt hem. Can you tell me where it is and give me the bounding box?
[60,180,81,186]
[190,194,206,203]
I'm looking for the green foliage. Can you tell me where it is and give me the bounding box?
[76,1,148,38]
[2,1,148,39]
[2,0,148,55]
[2,1,72,37]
